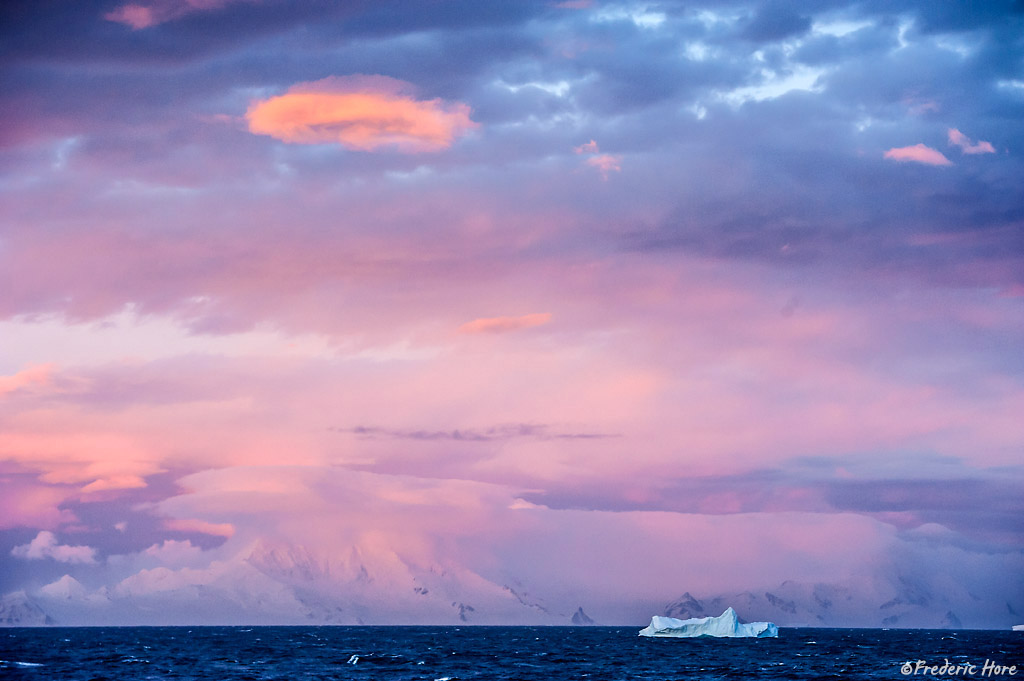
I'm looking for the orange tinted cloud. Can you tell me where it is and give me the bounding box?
[948,128,995,155]
[883,144,952,166]
[246,76,478,153]
[459,313,552,334]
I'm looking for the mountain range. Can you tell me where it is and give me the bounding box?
[2,540,1019,628]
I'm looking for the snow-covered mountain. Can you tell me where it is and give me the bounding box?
[0,591,53,626]
[661,571,1023,629]
[243,539,566,625]
[4,540,1019,628]
[3,539,576,626]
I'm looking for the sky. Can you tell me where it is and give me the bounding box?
[1,0,1022,626]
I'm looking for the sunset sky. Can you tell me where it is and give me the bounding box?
[1,0,1022,625]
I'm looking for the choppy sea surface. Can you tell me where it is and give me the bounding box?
[1,626,1021,680]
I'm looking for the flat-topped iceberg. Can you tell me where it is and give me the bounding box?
[639,607,778,638]
[1012,624,1024,632]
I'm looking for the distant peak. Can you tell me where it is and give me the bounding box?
[571,607,596,625]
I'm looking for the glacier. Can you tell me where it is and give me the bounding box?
[638,607,778,638]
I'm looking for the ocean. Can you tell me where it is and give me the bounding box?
[1,626,1021,680]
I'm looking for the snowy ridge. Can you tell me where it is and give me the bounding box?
[661,572,1023,629]
[0,592,53,626]
[2,540,572,626]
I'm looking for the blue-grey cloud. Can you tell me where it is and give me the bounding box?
[740,0,812,43]
[521,459,1024,548]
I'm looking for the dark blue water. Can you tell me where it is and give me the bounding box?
[1,626,1021,680]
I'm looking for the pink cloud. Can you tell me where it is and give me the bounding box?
[586,153,622,178]
[245,76,478,152]
[572,140,622,178]
[105,4,159,28]
[883,144,953,166]
[0,249,1021,617]
[11,531,97,564]
[0,429,162,492]
[164,518,235,537]
[1000,283,1024,298]
[458,313,552,334]
[80,475,148,493]
[574,139,599,154]
[0,483,77,530]
[105,0,247,30]
[0,364,53,395]
[152,464,895,602]
[1,371,181,507]
[948,128,996,154]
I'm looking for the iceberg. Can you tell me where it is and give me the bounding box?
[1012,624,1024,632]
[638,607,778,638]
